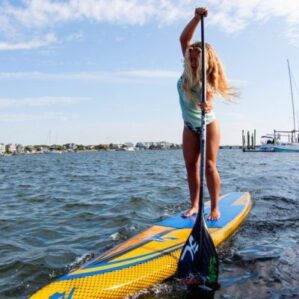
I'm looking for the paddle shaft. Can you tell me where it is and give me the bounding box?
[199,15,206,221]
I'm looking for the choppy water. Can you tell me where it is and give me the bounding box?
[0,149,298,299]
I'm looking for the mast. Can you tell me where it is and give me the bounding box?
[287,59,296,132]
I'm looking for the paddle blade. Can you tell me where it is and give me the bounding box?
[178,217,219,290]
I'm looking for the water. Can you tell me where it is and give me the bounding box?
[0,150,298,299]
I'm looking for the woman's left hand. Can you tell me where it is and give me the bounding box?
[199,93,214,112]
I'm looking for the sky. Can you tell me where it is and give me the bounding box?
[0,0,299,146]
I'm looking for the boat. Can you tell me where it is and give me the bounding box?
[259,130,299,152]
[272,143,299,152]
[30,192,252,299]
[244,59,299,153]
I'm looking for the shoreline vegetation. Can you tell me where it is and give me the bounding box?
[0,141,242,156]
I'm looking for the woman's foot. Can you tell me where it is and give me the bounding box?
[207,209,220,221]
[183,207,198,218]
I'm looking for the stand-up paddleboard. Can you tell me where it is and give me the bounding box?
[30,192,252,299]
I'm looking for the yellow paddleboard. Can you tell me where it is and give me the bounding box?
[30,192,252,299]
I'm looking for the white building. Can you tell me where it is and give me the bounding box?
[6,143,16,154]
[0,143,5,155]
[16,144,24,154]
[123,142,135,151]
[135,142,146,150]
[109,143,122,150]
[63,143,77,151]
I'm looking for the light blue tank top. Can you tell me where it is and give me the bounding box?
[177,76,216,128]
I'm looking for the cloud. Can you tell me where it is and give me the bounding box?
[0,96,90,108]
[119,70,180,78]
[0,33,57,50]
[0,69,180,81]
[66,31,84,42]
[0,112,75,122]
[208,0,299,38]
[0,0,298,48]
[0,0,191,27]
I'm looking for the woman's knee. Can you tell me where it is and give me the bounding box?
[185,159,199,173]
[205,159,218,176]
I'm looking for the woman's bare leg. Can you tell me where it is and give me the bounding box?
[205,120,221,220]
[182,126,201,217]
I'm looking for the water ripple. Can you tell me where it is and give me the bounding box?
[0,150,298,299]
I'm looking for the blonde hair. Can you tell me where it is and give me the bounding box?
[183,41,234,101]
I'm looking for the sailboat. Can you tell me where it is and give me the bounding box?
[260,59,299,152]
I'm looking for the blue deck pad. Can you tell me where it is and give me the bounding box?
[158,192,245,229]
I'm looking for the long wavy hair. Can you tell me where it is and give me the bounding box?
[183,41,234,101]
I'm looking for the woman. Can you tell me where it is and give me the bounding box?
[178,7,233,220]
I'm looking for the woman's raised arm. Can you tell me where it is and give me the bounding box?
[179,7,208,56]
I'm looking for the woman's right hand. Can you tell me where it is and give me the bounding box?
[195,7,208,20]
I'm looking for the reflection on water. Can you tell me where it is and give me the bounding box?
[0,150,298,298]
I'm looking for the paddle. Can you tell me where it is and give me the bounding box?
[178,14,219,291]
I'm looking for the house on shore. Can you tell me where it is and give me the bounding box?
[6,143,17,154]
[0,143,5,155]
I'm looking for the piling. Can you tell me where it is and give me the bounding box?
[242,129,257,152]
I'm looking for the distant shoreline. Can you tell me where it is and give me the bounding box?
[0,146,243,157]
[0,141,244,156]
